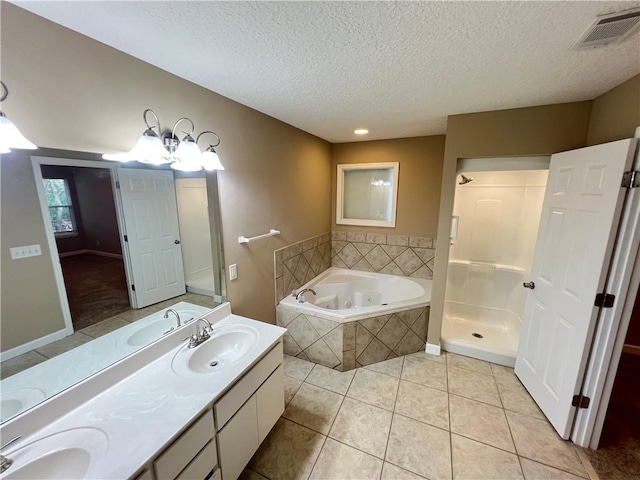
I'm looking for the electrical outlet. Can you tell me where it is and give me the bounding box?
[229,264,238,281]
[10,244,42,260]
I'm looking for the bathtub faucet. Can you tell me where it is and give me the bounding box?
[295,288,317,304]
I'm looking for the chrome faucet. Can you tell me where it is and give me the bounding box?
[185,318,214,348]
[294,288,317,303]
[164,309,182,328]
[0,436,21,473]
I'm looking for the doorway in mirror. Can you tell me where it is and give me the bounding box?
[41,165,130,330]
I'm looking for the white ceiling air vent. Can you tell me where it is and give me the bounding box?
[573,8,640,50]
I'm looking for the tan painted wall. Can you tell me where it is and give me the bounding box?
[1,4,331,351]
[332,136,445,237]
[1,151,68,350]
[429,102,592,346]
[587,74,640,146]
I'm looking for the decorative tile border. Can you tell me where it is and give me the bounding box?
[331,231,436,279]
[274,232,331,305]
[276,305,429,371]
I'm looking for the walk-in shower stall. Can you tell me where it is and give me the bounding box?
[442,169,548,366]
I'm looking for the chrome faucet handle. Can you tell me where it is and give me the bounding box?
[184,333,199,348]
[0,436,21,473]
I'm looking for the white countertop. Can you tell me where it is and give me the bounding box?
[0,302,212,423]
[0,305,286,479]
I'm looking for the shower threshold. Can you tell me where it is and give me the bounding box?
[441,301,521,367]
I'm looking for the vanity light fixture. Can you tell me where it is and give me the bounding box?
[102,109,224,172]
[0,81,37,153]
[354,128,369,135]
[371,179,391,187]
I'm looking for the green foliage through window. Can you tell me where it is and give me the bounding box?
[43,178,76,234]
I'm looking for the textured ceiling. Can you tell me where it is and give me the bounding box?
[12,1,640,143]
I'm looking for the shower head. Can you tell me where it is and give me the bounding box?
[459,174,474,185]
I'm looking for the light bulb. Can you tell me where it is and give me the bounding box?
[201,149,224,171]
[174,139,202,162]
[0,115,37,149]
[129,134,170,164]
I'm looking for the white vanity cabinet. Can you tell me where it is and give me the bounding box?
[215,342,284,480]
[142,341,284,480]
[153,409,217,480]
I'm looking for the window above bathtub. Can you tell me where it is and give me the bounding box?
[336,162,399,228]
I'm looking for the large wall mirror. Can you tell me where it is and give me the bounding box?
[0,147,226,423]
[336,162,399,228]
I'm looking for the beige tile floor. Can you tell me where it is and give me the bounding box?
[244,351,598,480]
[0,292,217,379]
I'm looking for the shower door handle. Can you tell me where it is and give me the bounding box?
[523,281,535,290]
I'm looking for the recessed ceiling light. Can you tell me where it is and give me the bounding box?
[354,129,369,135]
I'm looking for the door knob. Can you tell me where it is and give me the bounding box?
[174,240,181,245]
[523,281,535,289]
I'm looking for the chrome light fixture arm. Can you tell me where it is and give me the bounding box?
[142,108,162,137]
[0,80,8,111]
[196,130,221,149]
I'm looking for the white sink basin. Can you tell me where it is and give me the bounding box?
[3,427,108,480]
[116,311,199,351]
[0,388,46,423]
[172,325,259,376]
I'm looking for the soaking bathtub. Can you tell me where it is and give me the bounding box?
[277,268,432,371]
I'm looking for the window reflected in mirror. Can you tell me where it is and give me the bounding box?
[337,162,399,227]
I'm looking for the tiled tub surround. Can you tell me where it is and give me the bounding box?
[274,232,332,304]
[277,268,432,371]
[331,231,436,279]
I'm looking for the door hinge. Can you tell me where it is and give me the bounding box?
[595,293,615,308]
[116,180,121,189]
[572,395,590,409]
[131,284,135,292]
[622,170,640,188]
[124,235,128,242]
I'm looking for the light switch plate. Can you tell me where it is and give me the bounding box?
[11,244,42,259]
[229,264,238,281]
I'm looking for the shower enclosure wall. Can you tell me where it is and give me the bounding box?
[442,170,548,366]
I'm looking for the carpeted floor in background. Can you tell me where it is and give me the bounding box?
[61,253,130,330]
[584,352,640,480]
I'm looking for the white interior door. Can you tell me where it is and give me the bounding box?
[118,168,186,308]
[515,138,637,439]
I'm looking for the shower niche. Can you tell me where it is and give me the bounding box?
[442,168,549,366]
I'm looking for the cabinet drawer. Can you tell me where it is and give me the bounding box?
[257,365,284,443]
[176,440,217,480]
[215,342,282,430]
[155,411,215,480]
[218,395,259,480]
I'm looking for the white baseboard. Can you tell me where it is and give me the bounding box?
[86,249,123,260]
[58,249,88,257]
[186,285,215,297]
[623,343,640,355]
[57,249,122,260]
[425,342,441,356]
[0,327,73,362]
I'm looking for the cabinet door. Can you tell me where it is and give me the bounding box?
[218,396,259,480]
[257,365,284,443]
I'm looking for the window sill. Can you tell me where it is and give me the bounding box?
[55,232,79,239]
